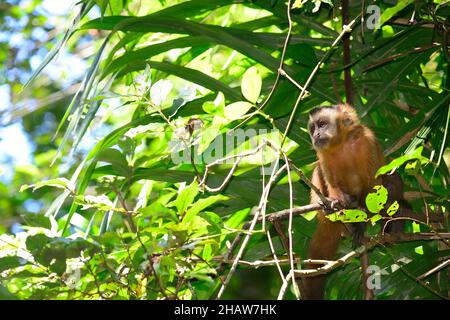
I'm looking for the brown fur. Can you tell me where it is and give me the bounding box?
[299,104,385,300]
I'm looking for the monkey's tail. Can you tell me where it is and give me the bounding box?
[298,215,343,299]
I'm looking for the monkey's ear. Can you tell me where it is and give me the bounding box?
[342,114,353,127]
[337,103,358,127]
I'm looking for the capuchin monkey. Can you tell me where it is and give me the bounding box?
[299,103,408,300]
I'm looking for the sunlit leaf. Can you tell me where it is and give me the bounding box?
[241,67,261,104]
[174,180,199,214]
[224,101,253,121]
[365,185,388,214]
[387,201,400,216]
[327,209,367,223]
[20,178,74,193]
[183,195,229,223]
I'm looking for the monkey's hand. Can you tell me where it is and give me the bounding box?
[319,194,357,214]
[319,198,344,214]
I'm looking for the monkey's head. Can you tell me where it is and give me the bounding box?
[308,103,359,150]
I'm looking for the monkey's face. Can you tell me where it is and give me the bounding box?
[308,108,339,150]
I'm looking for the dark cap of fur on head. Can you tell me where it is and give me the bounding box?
[308,105,336,117]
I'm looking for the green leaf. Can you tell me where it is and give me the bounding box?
[327,209,368,223]
[26,234,51,253]
[379,0,415,28]
[49,257,67,276]
[202,92,225,115]
[370,214,383,225]
[387,201,400,216]
[183,195,228,223]
[60,113,165,232]
[365,185,388,214]
[241,67,262,103]
[7,269,47,279]
[174,180,199,214]
[22,213,52,229]
[224,101,253,121]
[225,208,251,229]
[97,148,131,178]
[139,202,178,222]
[65,237,96,258]
[376,147,424,177]
[126,167,195,183]
[20,178,74,193]
[202,243,213,261]
[199,211,223,233]
[0,256,25,272]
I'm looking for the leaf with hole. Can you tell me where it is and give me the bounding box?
[365,185,388,214]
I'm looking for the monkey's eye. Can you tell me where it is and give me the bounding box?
[318,120,327,128]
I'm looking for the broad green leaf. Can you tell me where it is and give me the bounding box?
[22,213,52,229]
[199,211,223,232]
[174,180,199,214]
[203,101,216,114]
[49,257,67,276]
[224,101,253,121]
[0,256,25,273]
[241,67,262,103]
[97,148,130,178]
[225,207,251,229]
[26,234,51,253]
[183,195,229,223]
[202,243,213,261]
[365,185,388,214]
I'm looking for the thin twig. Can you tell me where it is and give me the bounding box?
[266,229,289,284]
[199,143,267,192]
[282,151,301,298]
